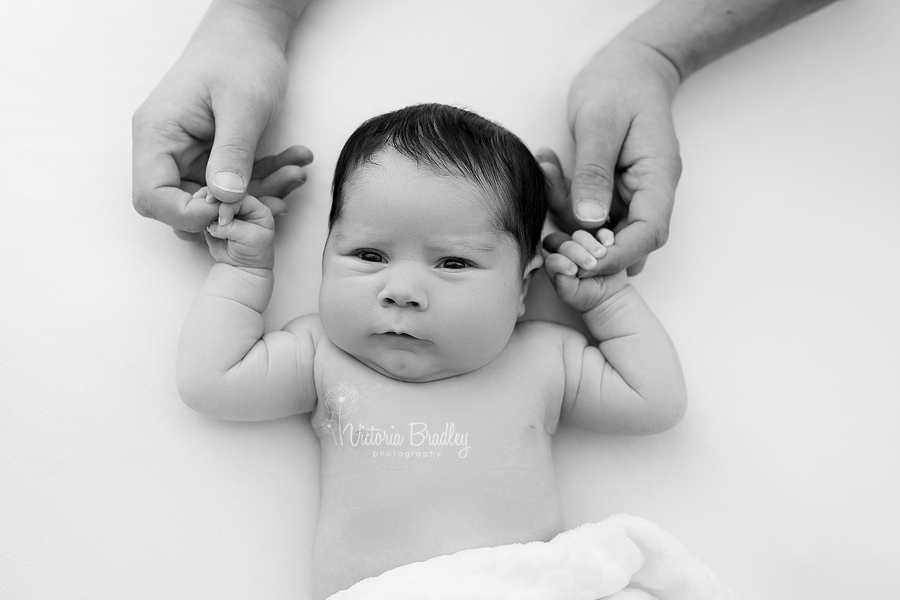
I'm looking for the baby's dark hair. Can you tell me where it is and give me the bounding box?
[329,103,547,268]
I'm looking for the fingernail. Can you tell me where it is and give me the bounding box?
[575,201,607,224]
[213,171,245,193]
[205,190,216,204]
[598,229,615,247]
[218,214,226,226]
[192,187,208,200]
[584,256,597,269]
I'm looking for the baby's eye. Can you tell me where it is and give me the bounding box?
[439,257,471,270]
[354,250,385,263]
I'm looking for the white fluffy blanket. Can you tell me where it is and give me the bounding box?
[328,514,736,600]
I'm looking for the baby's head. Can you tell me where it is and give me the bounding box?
[319,104,547,382]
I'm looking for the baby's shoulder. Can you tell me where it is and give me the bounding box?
[282,314,358,372]
[510,319,594,371]
[282,313,326,342]
[512,319,588,348]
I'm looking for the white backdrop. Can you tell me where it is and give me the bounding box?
[2,0,898,598]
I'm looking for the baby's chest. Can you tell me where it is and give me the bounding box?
[311,356,555,466]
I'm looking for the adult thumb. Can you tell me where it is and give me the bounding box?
[205,95,269,203]
[570,116,625,228]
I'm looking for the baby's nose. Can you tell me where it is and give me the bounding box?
[377,273,428,310]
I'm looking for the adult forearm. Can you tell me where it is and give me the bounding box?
[193,0,311,52]
[614,0,838,81]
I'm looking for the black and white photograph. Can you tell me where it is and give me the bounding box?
[2,0,897,598]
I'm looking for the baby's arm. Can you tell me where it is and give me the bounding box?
[544,230,687,434]
[176,192,318,421]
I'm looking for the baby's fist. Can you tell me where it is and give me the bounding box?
[203,190,276,269]
[543,228,625,311]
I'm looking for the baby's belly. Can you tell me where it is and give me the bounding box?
[311,433,563,598]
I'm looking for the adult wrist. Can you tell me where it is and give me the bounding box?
[193,0,305,53]
[599,36,683,98]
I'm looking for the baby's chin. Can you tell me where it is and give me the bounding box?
[358,354,469,383]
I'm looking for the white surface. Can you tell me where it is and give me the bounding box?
[2,0,898,598]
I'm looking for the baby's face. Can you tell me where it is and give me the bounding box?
[319,149,530,382]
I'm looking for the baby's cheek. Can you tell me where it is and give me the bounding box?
[445,295,517,368]
[320,281,356,342]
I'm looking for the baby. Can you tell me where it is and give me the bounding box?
[176,103,687,598]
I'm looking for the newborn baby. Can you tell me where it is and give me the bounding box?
[176,103,687,598]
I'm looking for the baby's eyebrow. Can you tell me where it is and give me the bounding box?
[434,240,497,254]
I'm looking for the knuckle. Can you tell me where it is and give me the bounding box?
[572,230,595,246]
[131,192,152,218]
[131,100,157,131]
[572,162,614,190]
[653,224,670,249]
[216,141,255,162]
[559,239,579,255]
[671,153,683,177]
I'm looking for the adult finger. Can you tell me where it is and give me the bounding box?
[205,92,271,203]
[132,134,219,231]
[251,145,314,180]
[626,257,648,277]
[249,165,308,199]
[595,140,679,275]
[172,228,206,243]
[535,148,581,234]
[591,220,662,276]
[542,231,572,255]
[570,108,627,229]
[257,196,289,219]
[592,179,673,276]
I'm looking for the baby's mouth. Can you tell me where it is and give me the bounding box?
[381,331,418,340]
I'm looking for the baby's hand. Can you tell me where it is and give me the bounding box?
[201,191,275,270]
[543,229,628,312]
[173,146,311,242]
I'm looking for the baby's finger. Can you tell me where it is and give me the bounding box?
[204,230,227,261]
[572,230,607,260]
[218,201,237,227]
[207,217,267,246]
[558,239,598,272]
[544,254,580,300]
[192,186,217,204]
[251,145,314,180]
[232,194,274,228]
[597,228,615,247]
[544,252,578,278]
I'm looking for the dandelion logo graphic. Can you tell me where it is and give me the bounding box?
[322,382,364,445]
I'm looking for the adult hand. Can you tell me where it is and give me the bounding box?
[540,40,682,276]
[132,16,310,236]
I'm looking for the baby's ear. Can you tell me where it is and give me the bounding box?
[517,255,544,317]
